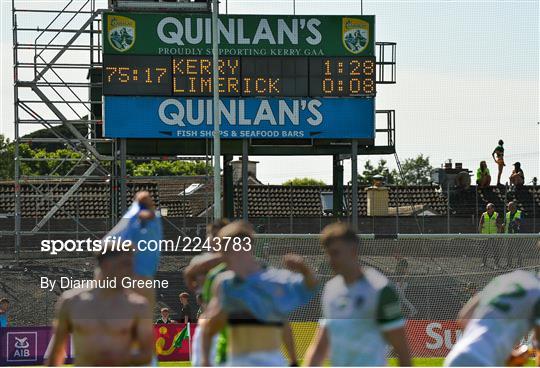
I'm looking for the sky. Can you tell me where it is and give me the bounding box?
[0,0,538,185]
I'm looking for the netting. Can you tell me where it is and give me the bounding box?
[2,234,539,360]
[251,234,540,359]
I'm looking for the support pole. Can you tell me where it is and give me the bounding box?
[242,139,249,221]
[13,9,20,262]
[351,140,358,231]
[223,155,234,219]
[447,184,450,234]
[212,0,221,219]
[120,138,127,215]
[332,155,344,217]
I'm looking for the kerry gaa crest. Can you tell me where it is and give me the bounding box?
[342,18,369,54]
[107,15,135,52]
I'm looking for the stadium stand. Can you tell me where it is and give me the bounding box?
[1,181,539,220]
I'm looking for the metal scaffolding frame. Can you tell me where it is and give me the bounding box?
[12,0,116,259]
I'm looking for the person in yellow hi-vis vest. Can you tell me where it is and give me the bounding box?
[478,203,502,268]
[503,201,523,267]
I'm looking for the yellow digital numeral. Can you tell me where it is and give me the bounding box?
[324,59,332,76]
[322,78,334,94]
[156,68,167,83]
[118,67,130,83]
[105,67,118,83]
[363,79,374,94]
[349,78,361,94]
[362,59,375,76]
[350,60,361,76]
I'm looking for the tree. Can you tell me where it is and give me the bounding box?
[0,135,13,179]
[0,134,213,179]
[283,177,326,186]
[395,154,433,185]
[21,124,89,151]
[132,160,211,176]
[0,136,43,179]
[357,159,397,185]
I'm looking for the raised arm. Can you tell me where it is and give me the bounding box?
[282,322,298,366]
[304,325,329,366]
[184,253,223,291]
[283,254,318,290]
[201,279,228,366]
[46,296,71,366]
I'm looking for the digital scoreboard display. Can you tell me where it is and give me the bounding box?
[309,57,375,96]
[103,55,376,97]
[103,55,172,96]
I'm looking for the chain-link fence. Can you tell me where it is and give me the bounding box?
[1,181,539,256]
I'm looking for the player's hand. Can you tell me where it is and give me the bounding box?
[283,254,318,289]
[283,254,309,274]
[135,191,156,221]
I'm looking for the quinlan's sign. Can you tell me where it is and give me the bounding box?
[103,13,375,57]
[103,96,375,139]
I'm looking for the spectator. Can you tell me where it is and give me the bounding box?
[509,162,525,189]
[492,139,505,186]
[476,161,491,188]
[503,201,523,267]
[196,293,203,321]
[455,171,471,191]
[178,292,193,323]
[155,307,175,324]
[0,298,9,327]
[504,201,522,234]
[478,203,502,268]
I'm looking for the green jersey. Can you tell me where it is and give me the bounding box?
[201,262,228,364]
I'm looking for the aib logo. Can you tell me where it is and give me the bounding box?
[6,332,37,362]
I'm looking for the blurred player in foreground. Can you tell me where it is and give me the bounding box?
[304,223,411,366]
[186,220,300,366]
[185,219,230,366]
[201,221,318,366]
[106,191,163,307]
[46,191,161,366]
[444,269,540,366]
[46,244,153,366]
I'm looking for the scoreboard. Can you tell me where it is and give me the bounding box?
[102,13,377,140]
[103,55,376,97]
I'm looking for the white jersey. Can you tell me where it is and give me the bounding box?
[445,270,540,366]
[321,267,405,366]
